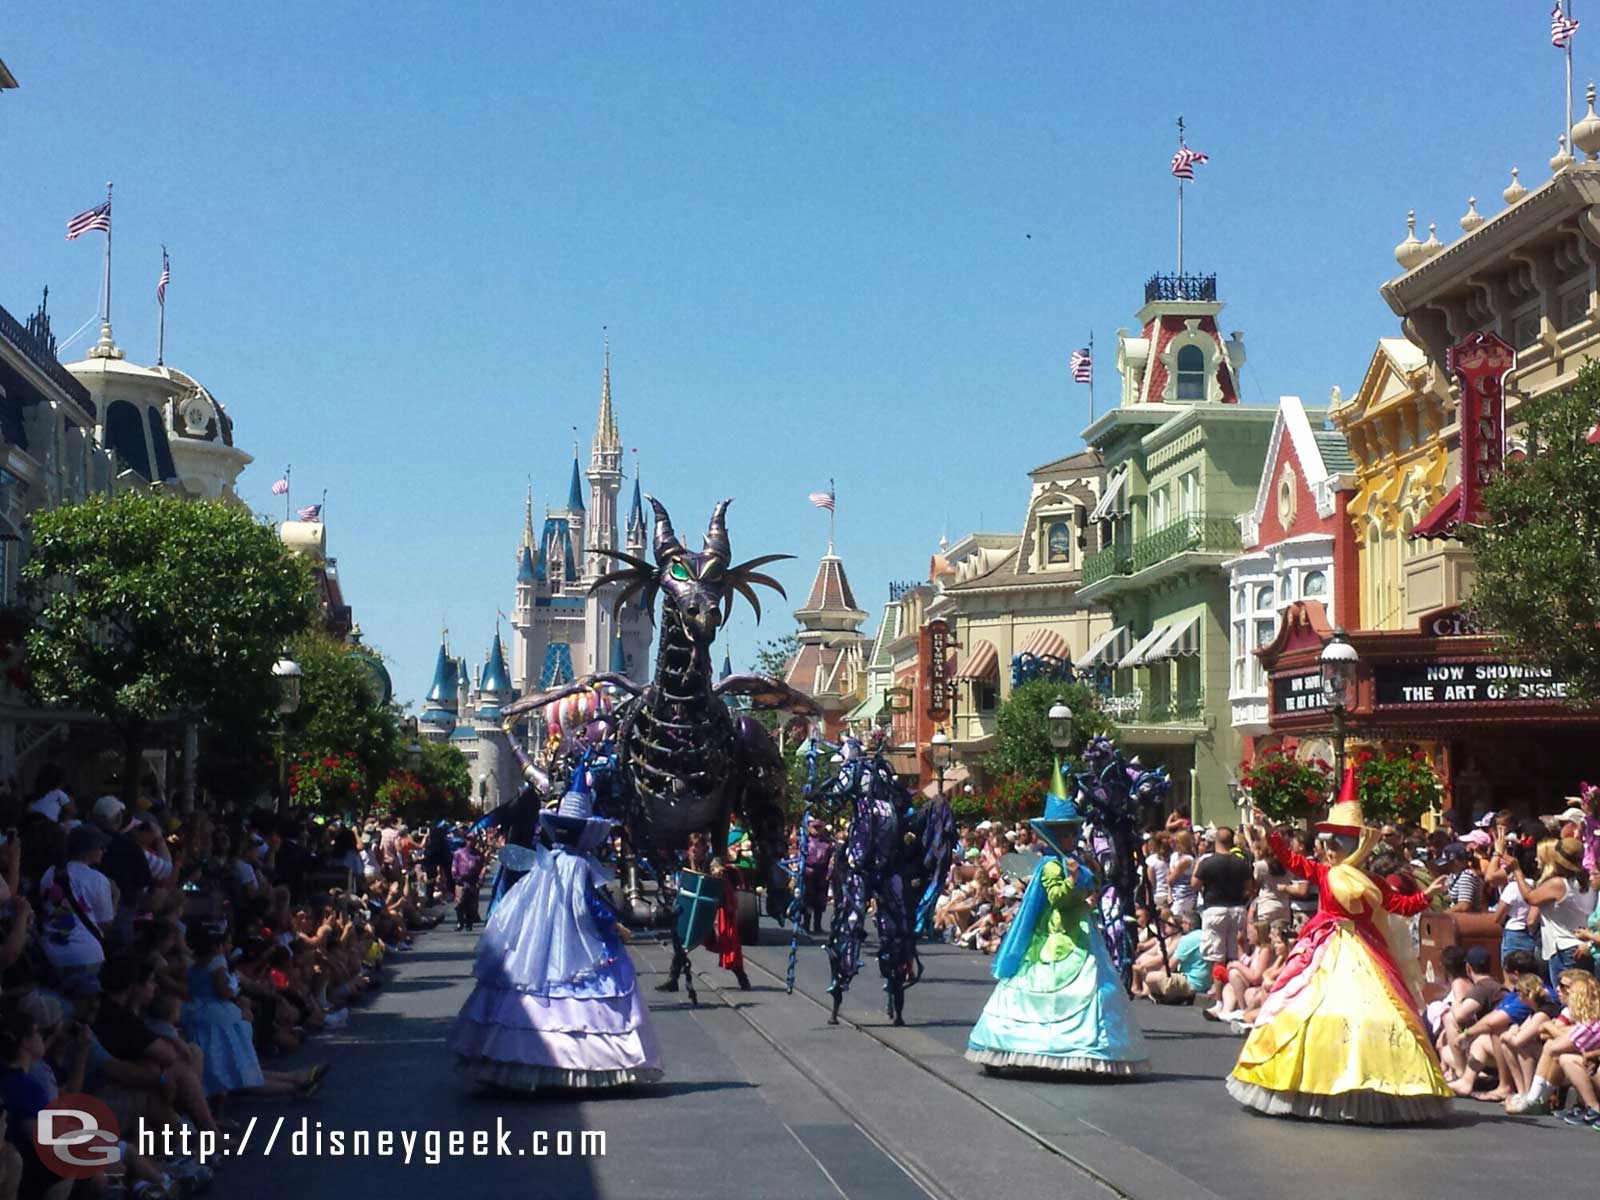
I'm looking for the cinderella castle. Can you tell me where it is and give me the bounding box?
[417,345,654,810]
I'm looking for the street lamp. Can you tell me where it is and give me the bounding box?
[1319,628,1359,785]
[406,716,423,771]
[930,727,951,795]
[1047,696,1074,753]
[271,655,303,812]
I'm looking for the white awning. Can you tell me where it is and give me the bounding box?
[1143,613,1201,663]
[1073,624,1130,670]
[1088,466,1129,523]
[1117,624,1173,669]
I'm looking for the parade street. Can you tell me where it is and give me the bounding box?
[218,916,1594,1200]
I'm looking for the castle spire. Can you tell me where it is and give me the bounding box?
[567,454,586,512]
[595,327,621,454]
[522,485,535,549]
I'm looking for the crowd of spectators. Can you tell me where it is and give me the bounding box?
[0,763,493,1200]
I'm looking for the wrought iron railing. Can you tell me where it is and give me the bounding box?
[1144,272,1217,303]
[1082,543,1133,586]
[0,302,92,412]
[1111,692,1206,725]
[1131,515,1240,572]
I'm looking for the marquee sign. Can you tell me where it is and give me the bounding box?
[1272,669,1328,716]
[1450,331,1514,526]
[1374,660,1569,706]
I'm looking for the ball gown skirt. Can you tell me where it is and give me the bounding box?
[449,846,662,1090]
[965,864,1149,1076]
[1226,916,1451,1124]
[181,966,266,1096]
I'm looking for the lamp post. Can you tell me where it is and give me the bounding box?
[1046,695,1074,755]
[1320,628,1359,785]
[929,727,951,796]
[271,654,303,812]
[406,716,423,772]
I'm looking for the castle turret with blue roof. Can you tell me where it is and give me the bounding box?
[418,638,459,741]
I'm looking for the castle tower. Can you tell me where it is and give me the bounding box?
[783,546,869,739]
[565,453,587,572]
[472,630,517,811]
[625,472,646,559]
[511,488,541,692]
[418,637,458,742]
[587,338,623,579]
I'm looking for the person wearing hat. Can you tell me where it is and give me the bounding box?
[449,768,662,1091]
[964,761,1149,1077]
[1504,834,1597,990]
[801,817,834,935]
[1227,768,1454,1124]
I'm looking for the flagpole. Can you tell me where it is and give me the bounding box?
[1176,118,1184,277]
[1567,2,1576,156]
[157,246,167,366]
[828,477,836,553]
[285,464,292,523]
[321,488,327,526]
[1087,331,1096,423]
[102,181,114,338]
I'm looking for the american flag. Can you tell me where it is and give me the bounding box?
[66,201,111,241]
[808,490,835,513]
[271,479,289,496]
[1171,147,1209,180]
[1553,3,1580,46]
[157,260,170,306]
[297,504,322,522]
[1070,348,1093,384]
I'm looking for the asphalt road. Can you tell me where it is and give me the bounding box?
[210,910,1596,1200]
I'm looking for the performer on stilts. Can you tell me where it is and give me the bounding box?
[1226,769,1452,1124]
[966,761,1149,1076]
[449,769,662,1091]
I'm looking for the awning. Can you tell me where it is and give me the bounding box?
[1143,613,1201,663]
[1117,624,1173,669]
[848,691,885,724]
[1088,466,1129,523]
[1410,484,1462,540]
[1018,628,1069,660]
[1074,624,1130,669]
[954,640,999,681]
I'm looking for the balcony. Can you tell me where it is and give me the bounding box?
[1082,543,1132,587]
[1131,515,1241,572]
[1144,272,1217,304]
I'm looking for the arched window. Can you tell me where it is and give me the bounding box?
[1366,522,1385,628]
[1045,520,1072,565]
[1254,584,1274,612]
[1303,569,1327,597]
[104,401,152,480]
[1176,345,1207,401]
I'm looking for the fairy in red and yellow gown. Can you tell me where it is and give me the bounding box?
[1226,778,1452,1124]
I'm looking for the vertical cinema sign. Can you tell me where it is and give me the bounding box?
[1449,330,1514,525]
[925,619,950,720]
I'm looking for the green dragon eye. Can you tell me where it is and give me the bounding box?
[668,562,691,581]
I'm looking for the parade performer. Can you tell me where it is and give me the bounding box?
[1226,770,1451,1124]
[657,838,752,996]
[449,771,662,1090]
[965,763,1149,1076]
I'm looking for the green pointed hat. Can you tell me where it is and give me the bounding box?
[1030,758,1083,856]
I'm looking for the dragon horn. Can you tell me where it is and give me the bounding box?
[704,498,732,561]
[646,494,681,565]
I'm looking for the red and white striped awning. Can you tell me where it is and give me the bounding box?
[1018,628,1070,660]
[955,640,999,681]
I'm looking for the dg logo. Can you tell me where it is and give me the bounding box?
[34,1093,122,1179]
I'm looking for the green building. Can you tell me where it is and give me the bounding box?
[1072,274,1278,826]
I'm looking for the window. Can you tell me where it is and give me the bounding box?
[1560,285,1590,330]
[978,684,998,712]
[1303,569,1326,597]
[1176,345,1207,400]
[1279,574,1291,602]
[1150,486,1169,532]
[1253,618,1275,690]
[1366,521,1385,628]
[105,402,152,480]
[1045,520,1072,565]
[1178,470,1199,517]
[1254,584,1274,611]
[1511,307,1540,350]
[1232,619,1248,694]
[1234,588,1245,615]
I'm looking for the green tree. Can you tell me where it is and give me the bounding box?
[1462,363,1600,704]
[411,737,473,822]
[283,632,402,800]
[984,678,1117,785]
[22,491,313,803]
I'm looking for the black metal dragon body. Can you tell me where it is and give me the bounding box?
[502,497,816,921]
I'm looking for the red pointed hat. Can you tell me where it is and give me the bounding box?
[1314,766,1364,835]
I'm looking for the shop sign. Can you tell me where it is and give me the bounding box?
[1272,670,1328,715]
[926,620,950,720]
[1449,331,1514,526]
[1420,607,1485,638]
[1374,660,1568,706]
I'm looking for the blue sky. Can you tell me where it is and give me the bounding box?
[0,3,1580,703]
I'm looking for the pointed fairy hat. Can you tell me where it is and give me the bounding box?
[1315,765,1363,836]
[1030,758,1084,857]
[539,768,614,852]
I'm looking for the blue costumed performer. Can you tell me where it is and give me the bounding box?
[449,769,663,1090]
[965,762,1149,1076]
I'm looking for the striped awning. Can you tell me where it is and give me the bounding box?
[1410,484,1462,540]
[1018,628,1070,660]
[1117,624,1173,669]
[1088,466,1130,523]
[1144,614,1201,663]
[1073,624,1130,670]
[955,640,999,681]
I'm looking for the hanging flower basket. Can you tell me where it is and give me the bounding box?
[1238,749,1333,824]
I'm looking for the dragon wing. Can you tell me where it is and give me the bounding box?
[500,673,642,719]
[713,672,819,716]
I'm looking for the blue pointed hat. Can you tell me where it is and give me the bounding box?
[1029,758,1083,856]
[539,768,614,852]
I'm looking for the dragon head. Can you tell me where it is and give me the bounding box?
[590,496,791,648]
